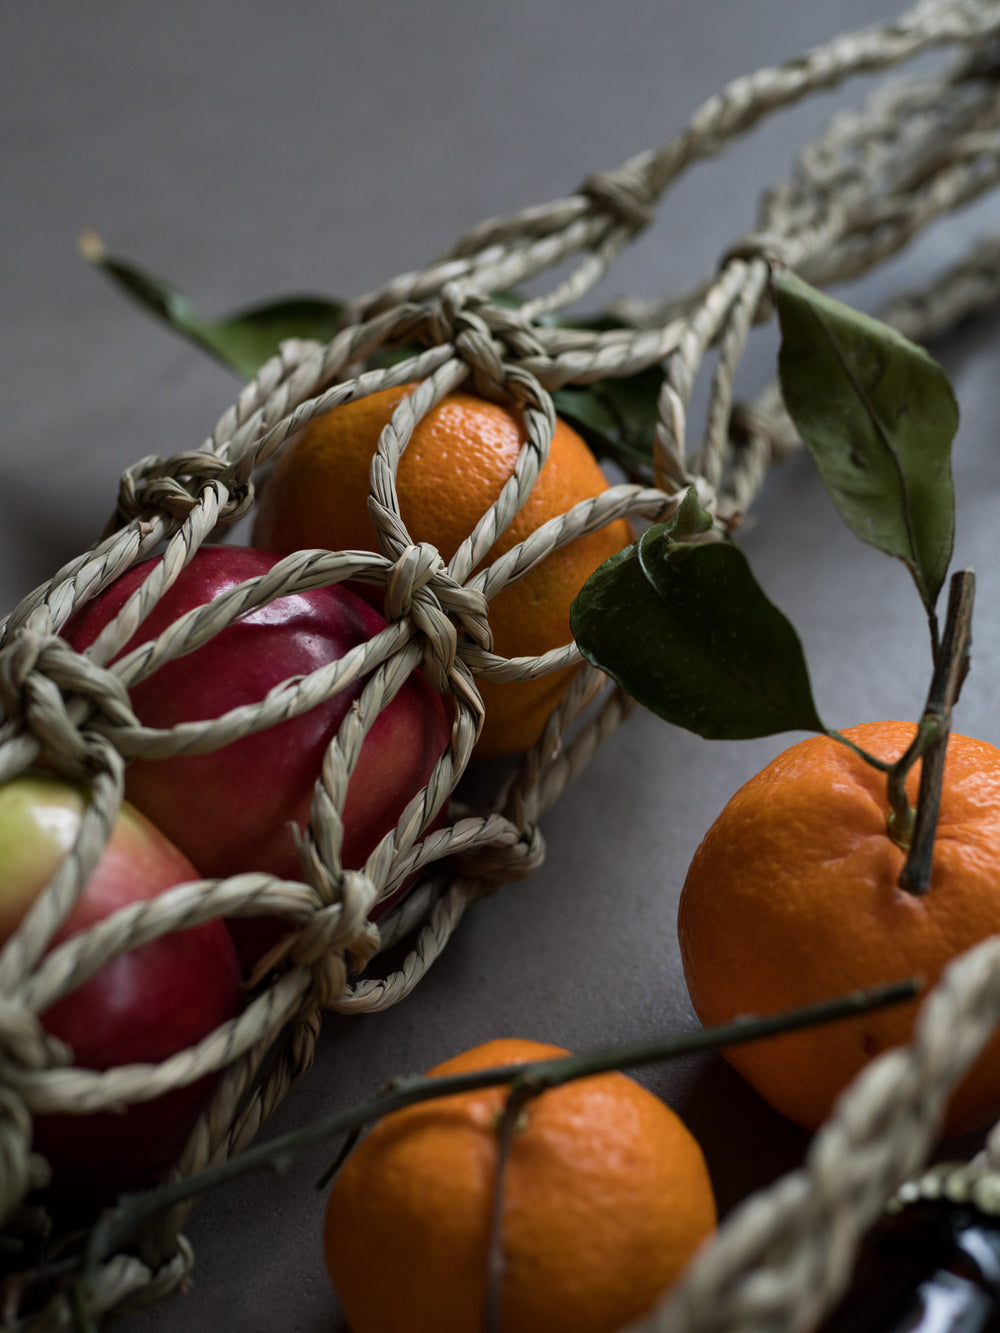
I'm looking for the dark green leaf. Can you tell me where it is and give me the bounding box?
[515,288,666,472]
[552,363,663,474]
[80,230,345,378]
[369,341,423,370]
[81,237,666,469]
[571,529,824,740]
[774,267,957,614]
[190,296,346,378]
[655,485,714,541]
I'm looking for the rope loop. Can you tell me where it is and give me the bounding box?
[580,165,656,233]
[718,229,800,271]
[288,892,379,971]
[114,451,255,527]
[382,540,493,691]
[422,285,549,404]
[451,819,547,887]
[479,299,550,364]
[0,630,138,775]
[288,873,383,1008]
[383,540,449,623]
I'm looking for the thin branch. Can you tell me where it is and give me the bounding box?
[899,569,975,893]
[72,974,920,1309]
[484,1079,539,1333]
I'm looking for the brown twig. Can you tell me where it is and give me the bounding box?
[484,1078,539,1333]
[898,569,975,893]
[72,976,920,1321]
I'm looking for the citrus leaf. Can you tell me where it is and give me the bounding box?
[81,237,665,468]
[571,527,824,740]
[188,295,346,377]
[80,230,345,378]
[655,484,714,541]
[481,290,664,472]
[552,363,663,474]
[774,267,957,614]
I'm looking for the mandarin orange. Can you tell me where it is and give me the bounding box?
[252,386,631,757]
[323,1037,716,1333]
[678,720,1000,1136]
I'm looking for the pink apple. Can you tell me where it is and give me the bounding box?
[0,772,242,1198]
[62,546,451,958]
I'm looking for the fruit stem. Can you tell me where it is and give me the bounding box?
[885,727,924,852]
[826,732,892,774]
[485,1080,537,1333]
[70,977,920,1311]
[927,605,942,667]
[896,569,975,895]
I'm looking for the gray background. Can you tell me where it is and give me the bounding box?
[4,3,1000,1329]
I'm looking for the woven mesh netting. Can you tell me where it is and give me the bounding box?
[4,0,1000,1327]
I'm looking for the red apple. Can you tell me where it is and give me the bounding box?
[63,546,451,959]
[0,772,242,1198]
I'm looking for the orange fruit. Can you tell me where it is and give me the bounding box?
[252,385,632,757]
[678,720,1000,1136]
[323,1037,716,1333]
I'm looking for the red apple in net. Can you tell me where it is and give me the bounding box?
[0,772,242,1199]
[63,545,452,965]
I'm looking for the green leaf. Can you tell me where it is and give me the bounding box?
[774,267,957,614]
[552,363,663,474]
[80,238,666,470]
[571,524,824,740]
[80,230,345,378]
[489,292,664,473]
[655,484,714,541]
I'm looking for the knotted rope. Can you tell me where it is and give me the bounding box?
[5,2,1000,1326]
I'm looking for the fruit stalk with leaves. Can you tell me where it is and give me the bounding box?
[572,266,1000,1152]
[574,264,969,883]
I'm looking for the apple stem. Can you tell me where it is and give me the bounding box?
[68,976,920,1316]
[896,569,975,895]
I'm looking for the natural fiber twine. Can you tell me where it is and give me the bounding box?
[4,0,1000,1326]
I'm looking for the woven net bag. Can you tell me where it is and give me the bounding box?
[4,1,1000,1327]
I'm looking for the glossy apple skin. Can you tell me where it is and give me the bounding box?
[63,546,451,950]
[0,773,242,1198]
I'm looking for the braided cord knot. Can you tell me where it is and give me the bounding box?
[114,451,255,528]
[450,819,547,887]
[419,285,550,405]
[0,630,138,775]
[580,166,657,233]
[381,541,491,693]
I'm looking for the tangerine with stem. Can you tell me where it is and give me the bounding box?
[323,1037,716,1333]
[678,720,1000,1136]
